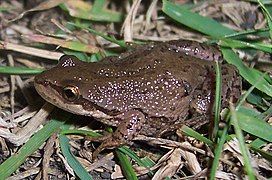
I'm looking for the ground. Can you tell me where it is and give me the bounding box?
[0,0,271,179]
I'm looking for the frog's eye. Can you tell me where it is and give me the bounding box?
[63,86,79,101]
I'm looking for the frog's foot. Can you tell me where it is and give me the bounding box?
[91,134,126,160]
[91,110,146,160]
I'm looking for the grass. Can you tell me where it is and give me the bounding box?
[0,0,271,179]
[59,133,93,180]
[59,0,123,22]
[0,115,66,179]
[60,129,154,179]
[0,66,44,75]
[163,1,272,179]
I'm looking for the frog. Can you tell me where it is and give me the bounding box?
[34,40,241,159]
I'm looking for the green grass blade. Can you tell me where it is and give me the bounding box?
[61,129,101,137]
[250,138,267,149]
[0,66,44,75]
[162,0,235,38]
[140,157,155,168]
[220,39,272,53]
[162,0,272,98]
[246,93,267,111]
[209,123,229,179]
[59,134,93,180]
[224,28,270,39]
[213,61,222,140]
[235,110,272,142]
[257,0,272,39]
[230,105,256,179]
[118,146,154,176]
[260,105,272,120]
[118,147,151,167]
[68,22,126,48]
[210,72,269,178]
[116,149,138,180]
[91,0,107,10]
[250,138,272,162]
[221,48,272,97]
[0,7,10,12]
[250,145,272,162]
[0,118,65,179]
[60,0,122,22]
[62,129,153,175]
[179,125,213,147]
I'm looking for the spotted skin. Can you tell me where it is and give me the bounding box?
[34,40,242,158]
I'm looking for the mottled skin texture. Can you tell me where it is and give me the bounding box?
[34,40,241,158]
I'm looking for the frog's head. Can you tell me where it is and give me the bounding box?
[34,55,112,119]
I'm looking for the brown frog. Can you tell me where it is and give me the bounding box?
[34,40,241,158]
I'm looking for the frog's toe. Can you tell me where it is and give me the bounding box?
[86,134,111,143]
[92,135,125,161]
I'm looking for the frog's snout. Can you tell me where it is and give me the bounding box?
[34,71,52,85]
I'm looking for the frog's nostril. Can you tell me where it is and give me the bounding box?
[44,80,50,86]
[35,78,49,86]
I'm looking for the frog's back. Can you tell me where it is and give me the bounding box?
[86,41,214,120]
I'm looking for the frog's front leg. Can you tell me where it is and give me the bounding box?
[91,109,146,159]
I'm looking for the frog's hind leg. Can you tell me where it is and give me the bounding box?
[91,110,146,160]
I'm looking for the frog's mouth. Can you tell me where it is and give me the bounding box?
[34,82,113,120]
